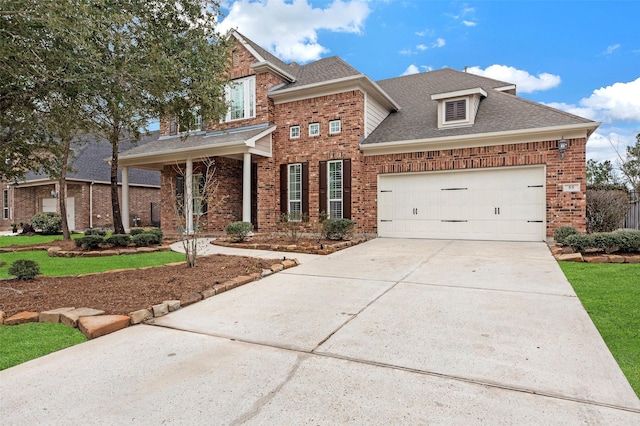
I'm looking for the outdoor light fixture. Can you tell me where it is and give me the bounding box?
[51,189,58,198]
[558,137,567,159]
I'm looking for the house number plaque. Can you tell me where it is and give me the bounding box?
[562,183,580,192]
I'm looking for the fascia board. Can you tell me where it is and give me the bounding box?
[361,122,601,156]
[251,61,296,83]
[232,31,266,63]
[431,87,487,100]
[270,75,400,111]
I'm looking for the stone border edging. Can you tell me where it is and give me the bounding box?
[212,237,368,255]
[0,258,299,340]
[549,245,640,263]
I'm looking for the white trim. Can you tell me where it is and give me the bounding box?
[309,123,320,137]
[290,125,300,139]
[329,119,341,135]
[431,87,487,100]
[361,122,601,156]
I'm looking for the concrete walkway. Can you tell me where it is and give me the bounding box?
[1,239,639,424]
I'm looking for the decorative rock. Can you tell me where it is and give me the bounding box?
[213,284,227,294]
[99,250,118,256]
[180,292,202,307]
[136,247,156,253]
[5,311,39,325]
[223,280,238,290]
[282,259,297,269]
[201,287,217,299]
[556,253,584,262]
[78,315,130,339]
[623,255,640,264]
[584,256,608,264]
[0,310,5,324]
[261,269,273,277]
[606,255,625,263]
[152,303,169,317]
[270,264,284,273]
[129,308,153,324]
[118,248,137,255]
[235,275,254,286]
[39,307,76,323]
[61,308,106,328]
[47,246,61,257]
[164,300,181,312]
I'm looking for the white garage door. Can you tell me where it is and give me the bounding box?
[378,166,545,241]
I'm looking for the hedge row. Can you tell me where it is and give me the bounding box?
[75,228,163,250]
[564,230,640,254]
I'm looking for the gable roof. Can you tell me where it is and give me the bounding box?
[361,68,598,147]
[21,132,160,186]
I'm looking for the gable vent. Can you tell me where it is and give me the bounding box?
[445,99,466,121]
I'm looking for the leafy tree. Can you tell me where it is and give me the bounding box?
[586,159,619,186]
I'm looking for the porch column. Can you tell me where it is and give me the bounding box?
[186,159,193,233]
[122,167,130,233]
[242,152,251,223]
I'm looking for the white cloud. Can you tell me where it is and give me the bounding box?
[416,44,428,51]
[466,64,561,93]
[604,44,620,55]
[548,78,640,124]
[218,0,370,63]
[401,64,420,76]
[432,38,445,48]
[399,48,414,55]
[462,20,476,27]
[415,29,433,37]
[586,130,637,166]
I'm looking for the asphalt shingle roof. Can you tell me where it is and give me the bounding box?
[362,68,595,145]
[23,133,160,186]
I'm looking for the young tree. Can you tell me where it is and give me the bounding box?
[172,158,227,268]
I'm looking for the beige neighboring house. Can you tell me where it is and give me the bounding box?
[2,133,161,232]
[117,31,599,241]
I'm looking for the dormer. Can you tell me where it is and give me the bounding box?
[431,87,487,129]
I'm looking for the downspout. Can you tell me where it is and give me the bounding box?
[90,182,94,229]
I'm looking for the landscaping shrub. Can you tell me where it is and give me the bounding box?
[278,213,308,243]
[131,233,157,247]
[322,219,355,240]
[225,221,254,242]
[75,235,104,250]
[31,212,62,235]
[586,189,629,233]
[565,230,640,253]
[105,234,131,247]
[8,259,41,280]
[84,229,107,237]
[129,228,145,236]
[146,228,163,240]
[554,226,579,245]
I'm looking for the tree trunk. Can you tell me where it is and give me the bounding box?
[110,132,125,234]
[59,137,71,240]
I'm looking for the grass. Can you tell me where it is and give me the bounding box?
[560,262,640,397]
[0,233,83,247]
[0,322,87,370]
[0,250,185,279]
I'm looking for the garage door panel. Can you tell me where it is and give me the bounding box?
[378,166,545,241]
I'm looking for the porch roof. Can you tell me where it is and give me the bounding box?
[119,124,276,170]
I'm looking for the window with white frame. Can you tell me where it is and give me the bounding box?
[309,122,320,137]
[290,125,300,139]
[226,76,255,121]
[329,119,341,135]
[328,160,343,219]
[288,163,302,221]
[192,174,206,215]
[2,189,8,220]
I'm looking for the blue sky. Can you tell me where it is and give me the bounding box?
[218,0,640,166]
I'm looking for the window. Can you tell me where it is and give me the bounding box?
[169,117,178,135]
[309,122,320,137]
[288,164,302,221]
[226,76,255,121]
[290,125,300,139]
[328,161,343,219]
[444,99,467,122]
[192,174,207,216]
[2,189,8,220]
[329,120,341,135]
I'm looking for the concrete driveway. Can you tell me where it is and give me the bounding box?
[1,239,639,424]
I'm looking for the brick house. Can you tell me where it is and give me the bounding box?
[2,133,160,232]
[118,31,599,241]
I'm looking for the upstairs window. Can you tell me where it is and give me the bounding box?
[226,76,255,121]
[445,99,467,122]
[309,122,320,137]
[290,125,300,139]
[329,119,341,135]
[2,189,8,220]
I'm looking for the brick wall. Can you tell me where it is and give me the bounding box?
[362,137,587,236]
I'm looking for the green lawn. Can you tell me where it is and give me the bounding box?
[560,262,640,397]
[0,233,82,247]
[0,322,87,370]
[0,250,185,278]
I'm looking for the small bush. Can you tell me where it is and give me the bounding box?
[554,226,580,245]
[225,221,254,242]
[129,228,145,236]
[75,235,104,250]
[84,229,107,237]
[145,228,163,240]
[131,233,157,247]
[586,189,629,233]
[105,234,131,247]
[8,259,41,280]
[565,230,640,253]
[322,219,355,241]
[278,213,308,243]
[31,212,62,235]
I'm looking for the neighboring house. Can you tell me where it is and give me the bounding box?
[2,133,161,232]
[118,31,599,241]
